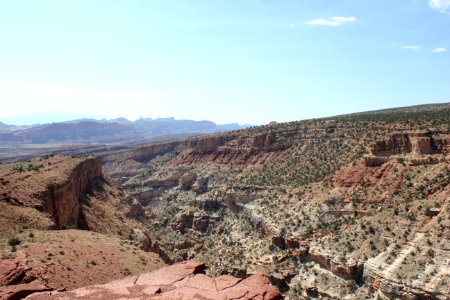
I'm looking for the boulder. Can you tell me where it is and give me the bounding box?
[179,173,197,191]
[0,260,38,286]
[285,236,301,249]
[1,281,51,300]
[0,259,51,300]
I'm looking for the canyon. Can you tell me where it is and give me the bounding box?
[0,104,449,299]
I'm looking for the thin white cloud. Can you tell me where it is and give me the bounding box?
[428,0,450,12]
[432,47,447,53]
[306,16,356,27]
[403,45,420,50]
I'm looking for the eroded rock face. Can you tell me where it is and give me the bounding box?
[179,173,197,191]
[131,142,180,162]
[171,211,194,233]
[172,132,290,166]
[0,259,51,300]
[0,259,37,286]
[170,211,217,233]
[143,172,183,188]
[0,157,102,228]
[370,132,450,156]
[126,202,146,223]
[370,133,412,156]
[188,136,225,153]
[26,261,282,300]
[308,249,363,280]
[1,281,51,300]
[40,157,102,227]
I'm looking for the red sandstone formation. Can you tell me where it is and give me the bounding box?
[307,249,362,280]
[0,157,102,228]
[40,157,102,227]
[172,133,289,166]
[331,159,396,189]
[26,261,282,300]
[0,259,51,300]
[370,133,412,156]
[370,132,449,156]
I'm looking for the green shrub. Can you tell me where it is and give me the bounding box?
[60,225,77,230]
[8,237,21,246]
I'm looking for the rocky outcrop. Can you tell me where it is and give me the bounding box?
[172,132,291,165]
[307,248,363,280]
[363,233,449,300]
[192,213,212,232]
[0,259,51,300]
[370,132,450,156]
[222,191,261,213]
[26,261,282,300]
[192,176,209,194]
[170,211,194,233]
[174,147,287,165]
[131,141,180,162]
[170,211,217,233]
[1,281,51,300]
[364,256,446,300]
[0,260,38,286]
[285,236,302,249]
[370,133,412,156]
[126,202,146,223]
[188,136,226,152]
[332,159,396,189]
[179,173,197,190]
[413,136,450,154]
[250,132,276,150]
[38,157,102,227]
[143,172,183,188]
[363,156,391,167]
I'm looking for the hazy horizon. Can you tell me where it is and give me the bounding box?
[0,111,249,126]
[1,101,448,127]
[1,1,449,124]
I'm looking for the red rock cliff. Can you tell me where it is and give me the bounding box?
[131,141,180,162]
[37,157,103,227]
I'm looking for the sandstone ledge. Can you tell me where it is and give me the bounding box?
[25,261,282,300]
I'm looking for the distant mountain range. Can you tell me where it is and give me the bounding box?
[0,117,250,145]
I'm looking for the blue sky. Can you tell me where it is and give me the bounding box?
[0,0,449,125]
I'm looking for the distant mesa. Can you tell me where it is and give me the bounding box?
[0,117,250,145]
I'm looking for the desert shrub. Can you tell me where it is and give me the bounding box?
[60,224,77,230]
[8,237,21,246]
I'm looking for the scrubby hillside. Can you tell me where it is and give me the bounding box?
[1,104,448,299]
[103,104,449,299]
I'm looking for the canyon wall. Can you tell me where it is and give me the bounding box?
[370,132,449,156]
[37,157,103,227]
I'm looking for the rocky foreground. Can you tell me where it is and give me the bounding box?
[22,261,281,300]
